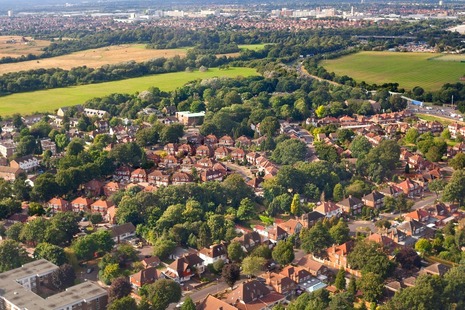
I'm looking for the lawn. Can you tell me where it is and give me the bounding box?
[238,44,269,51]
[0,44,189,75]
[0,67,258,116]
[321,51,465,91]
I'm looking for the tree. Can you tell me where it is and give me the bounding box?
[348,275,357,297]
[51,264,76,291]
[28,202,45,216]
[107,296,138,310]
[109,142,146,167]
[242,256,266,277]
[425,145,443,162]
[135,127,159,147]
[395,247,421,270]
[329,219,351,245]
[153,236,176,260]
[33,242,67,265]
[450,152,465,170]
[347,241,394,279]
[227,241,244,262]
[259,116,279,137]
[251,244,272,259]
[31,173,60,201]
[108,277,132,302]
[443,170,465,205]
[333,183,344,202]
[415,238,432,257]
[222,263,241,288]
[19,217,47,246]
[0,240,29,272]
[428,179,446,197]
[349,136,372,158]
[329,292,354,310]
[290,194,302,216]
[300,221,333,256]
[404,128,419,144]
[142,279,182,310]
[359,272,384,302]
[66,138,85,156]
[271,139,307,165]
[5,222,23,241]
[101,263,123,284]
[272,240,294,265]
[335,268,346,291]
[181,297,196,310]
[236,198,255,221]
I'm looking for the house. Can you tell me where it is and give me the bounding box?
[171,172,193,185]
[148,170,170,187]
[366,233,397,254]
[300,211,325,228]
[204,134,218,146]
[108,223,136,244]
[199,243,228,265]
[420,263,450,276]
[325,240,355,268]
[362,191,385,209]
[40,139,57,155]
[83,179,104,197]
[57,105,83,117]
[163,155,178,168]
[178,144,195,156]
[396,220,430,238]
[314,201,342,218]
[141,256,161,268]
[197,295,237,310]
[215,146,230,160]
[233,231,262,253]
[265,272,296,295]
[0,166,21,181]
[130,168,147,183]
[246,152,261,165]
[278,219,303,235]
[130,267,162,290]
[0,259,108,310]
[103,181,125,197]
[200,169,225,182]
[296,255,329,278]
[164,143,178,155]
[196,145,213,157]
[113,166,131,182]
[218,135,235,147]
[0,141,16,158]
[396,178,423,198]
[71,197,93,213]
[230,148,246,162]
[236,136,252,148]
[405,209,430,223]
[84,108,108,119]
[162,105,177,116]
[379,185,403,198]
[47,197,71,214]
[10,155,40,173]
[280,265,312,285]
[164,253,205,282]
[22,114,43,126]
[91,199,114,218]
[176,111,205,126]
[337,195,363,215]
[225,280,285,310]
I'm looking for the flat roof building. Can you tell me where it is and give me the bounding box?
[0,259,108,310]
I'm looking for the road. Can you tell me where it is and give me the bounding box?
[348,220,376,235]
[411,193,441,210]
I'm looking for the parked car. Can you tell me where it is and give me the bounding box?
[86,267,94,274]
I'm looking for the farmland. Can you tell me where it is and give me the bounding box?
[0,36,50,58]
[321,51,465,91]
[0,67,258,116]
[0,44,189,75]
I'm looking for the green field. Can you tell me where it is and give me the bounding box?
[0,67,258,116]
[238,44,269,51]
[321,51,465,91]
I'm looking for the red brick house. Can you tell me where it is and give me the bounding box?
[130,168,147,183]
[47,198,71,214]
[148,170,170,187]
[71,197,93,213]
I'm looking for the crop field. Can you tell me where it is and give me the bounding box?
[321,51,465,91]
[0,44,189,75]
[0,36,50,58]
[0,67,258,116]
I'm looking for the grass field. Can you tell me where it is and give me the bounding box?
[238,44,269,51]
[321,51,465,91]
[0,67,258,116]
[0,36,50,58]
[431,54,465,62]
[0,44,189,75]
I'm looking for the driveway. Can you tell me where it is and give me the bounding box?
[348,220,377,235]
